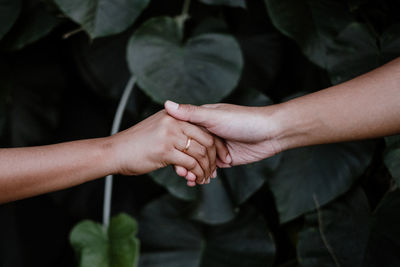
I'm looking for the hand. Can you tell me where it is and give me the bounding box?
[165,101,282,167]
[107,110,229,185]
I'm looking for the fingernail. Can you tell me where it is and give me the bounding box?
[165,100,179,110]
[225,154,232,164]
[212,169,217,178]
[207,178,210,184]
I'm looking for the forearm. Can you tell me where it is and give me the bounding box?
[272,57,400,151]
[0,138,114,204]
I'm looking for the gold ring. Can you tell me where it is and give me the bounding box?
[183,137,192,152]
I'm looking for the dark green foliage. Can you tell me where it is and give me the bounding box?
[138,195,275,267]
[298,188,400,266]
[0,0,400,266]
[0,0,21,39]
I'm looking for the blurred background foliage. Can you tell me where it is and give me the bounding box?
[0,0,400,266]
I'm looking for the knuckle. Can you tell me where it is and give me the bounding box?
[199,146,207,157]
[206,136,215,147]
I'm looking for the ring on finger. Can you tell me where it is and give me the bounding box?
[183,137,192,153]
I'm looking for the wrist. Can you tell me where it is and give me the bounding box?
[97,136,121,176]
[268,99,317,152]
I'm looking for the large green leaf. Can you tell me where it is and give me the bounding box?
[53,0,150,38]
[268,141,375,223]
[1,3,60,50]
[70,213,140,267]
[265,0,400,84]
[0,0,21,40]
[198,0,246,8]
[298,188,400,266]
[127,16,243,105]
[384,135,400,187]
[265,0,354,68]
[138,195,275,267]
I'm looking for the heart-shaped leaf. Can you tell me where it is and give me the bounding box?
[127,16,243,105]
[198,0,246,8]
[138,195,275,267]
[298,188,400,266]
[53,0,150,38]
[70,213,140,267]
[0,0,21,40]
[268,141,375,223]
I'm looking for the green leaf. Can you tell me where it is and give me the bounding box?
[138,195,275,267]
[384,135,400,187]
[70,213,140,267]
[53,0,150,38]
[127,16,243,105]
[150,167,237,225]
[265,0,354,68]
[268,141,375,223]
[0,0,21,40]
[2,3,60,50]
[198,0,246,8]
[298,188,400,266]
[265,0,400,84]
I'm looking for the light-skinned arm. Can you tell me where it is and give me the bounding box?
[0,110,229,203]
[165,57,400,171]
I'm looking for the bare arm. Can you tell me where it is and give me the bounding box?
[165,57,400,169]
[0,111,229,203]
[0,139,112,203]
[276,57,400,151]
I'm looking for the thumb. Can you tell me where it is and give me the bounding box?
[164,100,212,127]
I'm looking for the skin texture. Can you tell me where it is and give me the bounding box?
[0,110,229,204]
[166,57,400,184]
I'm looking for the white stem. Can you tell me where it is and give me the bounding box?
[103,76,137,228]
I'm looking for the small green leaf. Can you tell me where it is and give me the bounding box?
[70,213,140,267]
[138,195,275,267]
[53,0,150,38]
[127,16,243,105]
[198,0,246,8]
[0,0,21,40]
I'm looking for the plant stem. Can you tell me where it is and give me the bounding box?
[103,76,137,229]
[181,0,192,17]
[176,0,192,32]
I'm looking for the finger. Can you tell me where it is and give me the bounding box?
[184,139,211,177]
[171,149,206,182]
[215,137,231,164]
[181,122,215,149]
[165,101,214,128]
[186,171,196,182]
[174,166,188,177]
[217,158,232,168]
[187,181,196,187]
